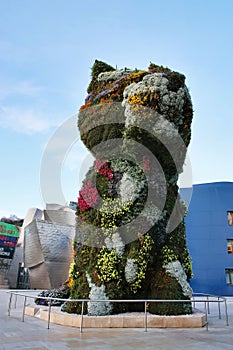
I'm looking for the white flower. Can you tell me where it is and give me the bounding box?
[163,260,192,298]
[123,102,136,127]
[86,272,112,316]
[112,232,125,257]
[105,232,125,257]
[111,158,131,173]
[142,204,163,225]
[125,258,138,283]
[142,73,168,93]
[122,72,188,129]
[159,88,185,120]
[119,173,144,203]
[152,114,179,138]
[98,69,135,82]
[111,159,146,204]
[104,237,113,250]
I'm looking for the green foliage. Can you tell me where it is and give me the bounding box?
[100,198,133,229]
[69,261,79,280]
[96,173,109,198]
[162,245,178,265]
[96,248,122,283]
[81,123,125,154]
[64,245,100,314]
[61,300,86,314]
[91,60,115,80]
[87,59,115,93]
[148,62,171,73]
[182,248,193,281]
[148,269,192,315]
[129,234,154,293]
[124,126,178,182]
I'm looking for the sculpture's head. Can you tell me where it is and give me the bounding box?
[78,60,193,173]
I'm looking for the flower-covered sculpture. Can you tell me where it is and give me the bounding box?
[64,60,193,316]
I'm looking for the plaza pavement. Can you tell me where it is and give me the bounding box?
[1,289,233,349]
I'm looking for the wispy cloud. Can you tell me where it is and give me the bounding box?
[0,106,59,134]
[0,77,63,134]
[0,80,43,101]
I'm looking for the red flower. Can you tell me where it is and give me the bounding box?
[95,159,113,181]
[78,180,98,211]
[98,163,113,180]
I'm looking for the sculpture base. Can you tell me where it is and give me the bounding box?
[25,305,206,328]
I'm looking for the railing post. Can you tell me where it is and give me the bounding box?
[204,301,208,331]
[8,292,13,317]
[207,295,210,314]
[47,299,52,329]
[80,300,84,333]
[22,296,27,322]
[224,298,229,326]
[218,297,221,320]
[144,301,148,332]
[14,293,17,309]
[192,296,196,309]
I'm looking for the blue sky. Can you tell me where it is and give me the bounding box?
[1,0,233,218]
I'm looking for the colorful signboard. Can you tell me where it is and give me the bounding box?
[0,246,15,259]
[0,222,20,237]
[0,222,20,259]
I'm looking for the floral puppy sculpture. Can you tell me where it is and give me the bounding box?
[64,60,193,316]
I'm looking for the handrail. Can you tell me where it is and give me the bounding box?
[6,291,227,303]
[191,292,229,326]
[7,291,229,332]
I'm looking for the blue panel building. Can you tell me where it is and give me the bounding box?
[181,182,233,296]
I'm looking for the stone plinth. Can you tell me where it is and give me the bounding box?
[25,305,206,328]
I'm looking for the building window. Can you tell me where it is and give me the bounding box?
[226,269,233,285]
[227,239,233,254]
[227,211,233,225]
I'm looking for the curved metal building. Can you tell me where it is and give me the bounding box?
[23,205,75,289]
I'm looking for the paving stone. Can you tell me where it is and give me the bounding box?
[1,290,233,349]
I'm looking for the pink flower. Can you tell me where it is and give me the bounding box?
[95,158,105,170]
[78,180,98,211]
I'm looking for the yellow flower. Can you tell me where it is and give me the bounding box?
[68,278,74,288]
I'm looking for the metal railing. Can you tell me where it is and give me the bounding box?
[7,291,229,332]
[192,293,229,329]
